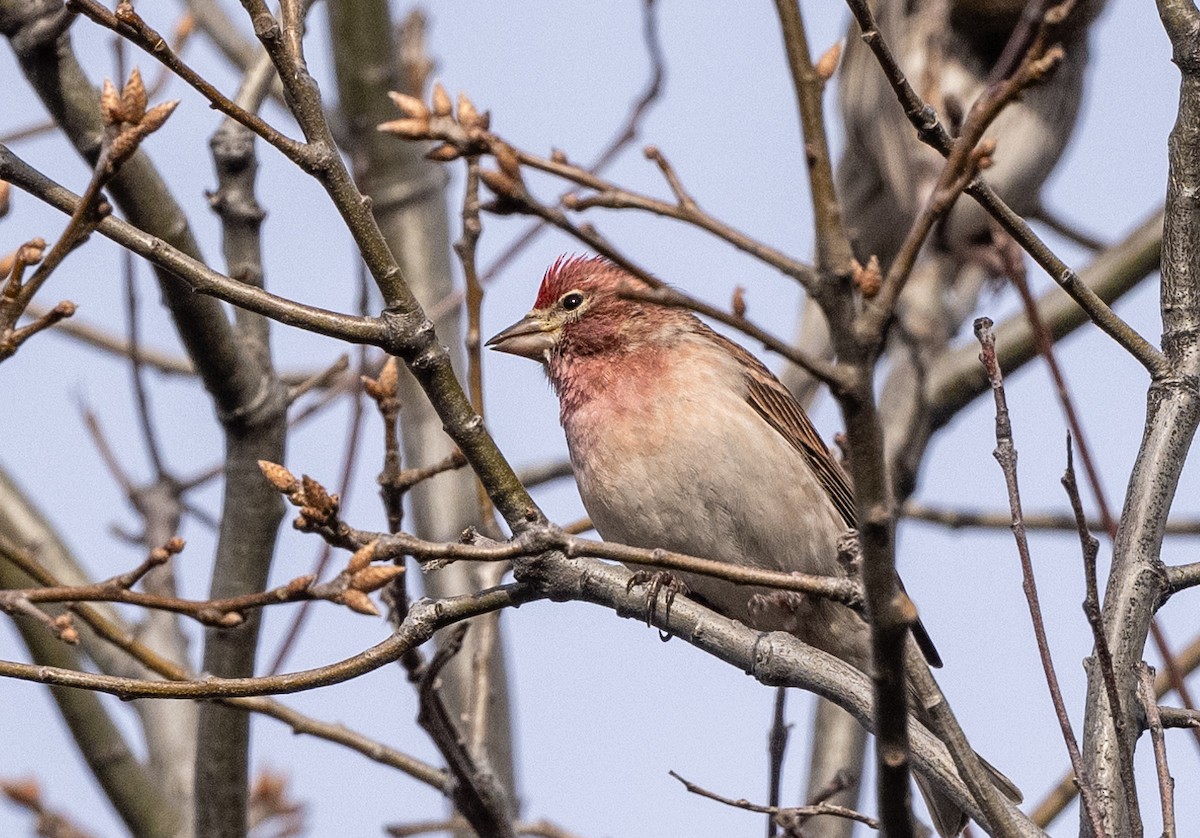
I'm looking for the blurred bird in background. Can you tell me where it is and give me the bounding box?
[786,0,1104,497]
[783,4,1104,832]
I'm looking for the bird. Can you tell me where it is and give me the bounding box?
[486,255,1013,835]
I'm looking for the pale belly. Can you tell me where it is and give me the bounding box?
[562,367,870,669]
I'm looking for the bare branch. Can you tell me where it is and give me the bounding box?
[975,318,1104,836]
[410,625,515,838]
[668,770,880,831]
[1032,631,1200,828]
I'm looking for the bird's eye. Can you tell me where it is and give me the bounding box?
[560,292,585,311]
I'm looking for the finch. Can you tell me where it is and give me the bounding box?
[488,255,1009,835]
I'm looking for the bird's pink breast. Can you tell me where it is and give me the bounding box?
[551,347,671,436]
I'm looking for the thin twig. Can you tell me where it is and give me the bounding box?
[15,303,340,383]
[371,526,865,607]
[1003,228,1200,755]
[1166,561,1200,593]
[903,501,1200,536]
[1159,707,1200,730]
[412,624,516,838]
[766,687,788,838]
[668,770,879,830]
[122,250,167,478]
[1061,434,1140,831]
[0,11,193,145]
[515,459,575,489]
[861,10,1071,344]
[429,0,666,320]
[1138,663,1176,838]
[386,817,582,838]
[268,272,372,675]
[68,0,308,164]
[454,155,495,531]
[0,573,537,700]
[0,144,386,345]
[0,542,452,790]
[1030,203,1107,252]
[1030,630,1200,827]
[772,0,854,275]
[2,71,175,361]
[974,317,1103,837]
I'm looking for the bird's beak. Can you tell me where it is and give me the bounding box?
[486,313,558,361]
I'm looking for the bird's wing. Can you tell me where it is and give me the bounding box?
[704,328,944,668]
[705,331,858,528]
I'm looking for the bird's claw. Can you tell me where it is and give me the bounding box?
[747,590,807,633]
[626,570,688,632]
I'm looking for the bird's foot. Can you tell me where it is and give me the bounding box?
[747,590,807,633]
[626,570,688,632]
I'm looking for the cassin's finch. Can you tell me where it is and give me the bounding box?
[488,256,1015,835]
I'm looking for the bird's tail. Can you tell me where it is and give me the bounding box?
[916,755,1022,837]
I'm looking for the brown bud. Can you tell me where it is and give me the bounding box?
[1,778,41,807]
[426,143,461,162]
[431,82,453,117]
[457,92,481,130]
[550,148,568,164]
[0,180,10,219]
[53,614,79,645]
[165,536,186,554]
[107,132,142,167]
[360,374,383,401]
[218,612,244,627]
[139,100,179,135]
[387,90,430,121]
[852,256,882,299]
[51,300,77,319]
[100,78,122,125]
[121,68,148,122]
[346,539,379,573]
[21,238,47,264]
[377,118,431,138]
[731,286,747,319]
[493,141,522,182]
[479,168,519,198]
[286,574,317,594]
[350,564,405,593]
[377,357,399,396]
[259,460,300,495]
[174,11,196,39]
[251,769,286,802]
[815,41,842,81]
[300,475,337,518]
[340,589,380,616]
[1029,44,1065,80]
[975,138,998,170]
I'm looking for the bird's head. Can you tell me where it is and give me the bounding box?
[487,255,676,364]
